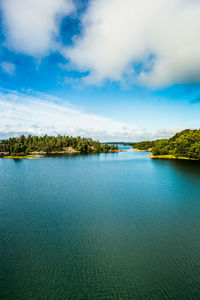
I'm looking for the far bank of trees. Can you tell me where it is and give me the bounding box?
[0,135,118,156]
[133,141,155,151]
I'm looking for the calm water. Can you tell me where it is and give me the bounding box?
[1,148,200,299]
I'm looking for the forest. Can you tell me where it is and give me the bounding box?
[133,129,200,160]
[0,135,119,157]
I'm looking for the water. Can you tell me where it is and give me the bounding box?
[1,148,200,299]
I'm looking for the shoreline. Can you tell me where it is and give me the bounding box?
[147,154,197,161]
[132,149,198,161]
[1,149,125,159]
[131,148,151,152]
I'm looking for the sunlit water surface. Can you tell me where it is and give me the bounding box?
[1,147,200,299]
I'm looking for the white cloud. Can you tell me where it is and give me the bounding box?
[0,61,15,75]
[64,0,200,88]
[0,89,179,141]
[1,0,75,56]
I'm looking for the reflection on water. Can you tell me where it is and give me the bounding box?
[1,149,200,299]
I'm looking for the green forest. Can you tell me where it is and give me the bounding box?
[0,135,118,157]
[133,129,200,160]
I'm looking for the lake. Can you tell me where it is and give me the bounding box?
[1,147,200,299]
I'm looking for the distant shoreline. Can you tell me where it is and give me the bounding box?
[1,149,125,159]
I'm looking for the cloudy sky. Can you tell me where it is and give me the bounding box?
[0,0,200,141]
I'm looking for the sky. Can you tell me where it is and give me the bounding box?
[0,0,200,142]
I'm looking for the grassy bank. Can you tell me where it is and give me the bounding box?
[147,154,197,160]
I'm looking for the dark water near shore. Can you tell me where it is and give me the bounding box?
[1,147,200,299]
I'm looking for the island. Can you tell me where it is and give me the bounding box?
[0,135,119,159]
[132,129,200,160]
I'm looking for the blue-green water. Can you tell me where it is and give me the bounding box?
[1,148,200,299]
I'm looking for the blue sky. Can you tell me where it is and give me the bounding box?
[0,0,200,141]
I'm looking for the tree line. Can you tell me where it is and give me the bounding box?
[133,129,200,159]
[0,135,119,156]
